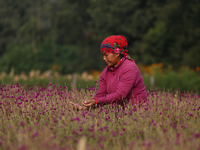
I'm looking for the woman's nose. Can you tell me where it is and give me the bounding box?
[103,55,106,61]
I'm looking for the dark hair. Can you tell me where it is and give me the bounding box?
[119,53,124,58]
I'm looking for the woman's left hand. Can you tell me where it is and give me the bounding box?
[82,100,96,107]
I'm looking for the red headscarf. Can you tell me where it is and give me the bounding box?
[100,35,135,62]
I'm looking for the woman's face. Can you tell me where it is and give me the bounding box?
[103,53,120,67]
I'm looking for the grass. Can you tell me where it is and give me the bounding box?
[0,83,200,150]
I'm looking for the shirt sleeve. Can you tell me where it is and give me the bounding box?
[97,63,138,105]
[93,68,108,99]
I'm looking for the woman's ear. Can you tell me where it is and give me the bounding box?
[115,53,120,58]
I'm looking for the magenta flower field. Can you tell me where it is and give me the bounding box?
[0,83,200,150]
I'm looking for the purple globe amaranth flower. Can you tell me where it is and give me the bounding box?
[189,113,194,117]
[98,127,103,131]
[76,117,80,121]
[195,133,200,138]
[112,132,116,136]
[17,102,22,105]
[163,128,167,132]
[89,128,94,132]
[20,121,25,127]
[173,125,177,129]
[19,145,26,150]
[32,131,38,138]
[98,142,103,148]
[132,108,137,111]
[72,130,78,135]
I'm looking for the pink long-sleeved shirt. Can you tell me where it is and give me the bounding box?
[93,58,147,106]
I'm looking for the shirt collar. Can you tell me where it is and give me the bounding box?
[107,57,126,71]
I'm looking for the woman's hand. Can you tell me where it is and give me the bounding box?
[82,99,96,107]
[70,101,88,111]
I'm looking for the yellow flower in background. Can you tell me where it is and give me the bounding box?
[139,63,164,76]
[90,70,101,78]
[158,63,163,67]
[196,66,200,72]
[51,64,59,71]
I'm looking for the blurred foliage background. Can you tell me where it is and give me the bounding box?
[0,0,199,76]
[0,63,199,92]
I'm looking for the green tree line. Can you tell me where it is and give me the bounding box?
[0,0,199,74]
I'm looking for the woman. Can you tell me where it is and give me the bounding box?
[71,35,147,110]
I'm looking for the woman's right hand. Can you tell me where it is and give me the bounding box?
[82,99,96,107]
[70,101,88,111]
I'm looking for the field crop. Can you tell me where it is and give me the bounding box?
[0,83,200,150]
